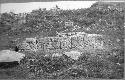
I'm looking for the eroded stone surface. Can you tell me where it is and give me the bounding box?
[18,32,107,53]
[0,50,25,62]
[63,50,82,60]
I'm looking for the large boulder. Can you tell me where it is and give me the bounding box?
[0,50,25,62]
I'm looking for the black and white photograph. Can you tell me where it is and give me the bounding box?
[0,0,124,79]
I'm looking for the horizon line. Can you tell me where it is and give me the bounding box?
[1,1,97,13]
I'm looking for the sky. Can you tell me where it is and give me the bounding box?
[0,1,97,13]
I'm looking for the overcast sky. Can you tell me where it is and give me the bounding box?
[1,1,97,13]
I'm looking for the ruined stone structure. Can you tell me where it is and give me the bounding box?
[18,32,105,53]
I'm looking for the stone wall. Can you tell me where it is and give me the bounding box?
[18,33,105,52]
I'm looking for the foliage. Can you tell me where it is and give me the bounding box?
[0,2,124,79]
[0,2,124,37]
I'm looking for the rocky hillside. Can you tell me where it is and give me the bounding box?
[0,2,124,79]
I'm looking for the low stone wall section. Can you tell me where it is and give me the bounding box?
[18,33,105,52]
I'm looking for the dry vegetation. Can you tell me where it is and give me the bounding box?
[0,2,124,79]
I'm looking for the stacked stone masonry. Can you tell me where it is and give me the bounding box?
[18,33,105,52]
